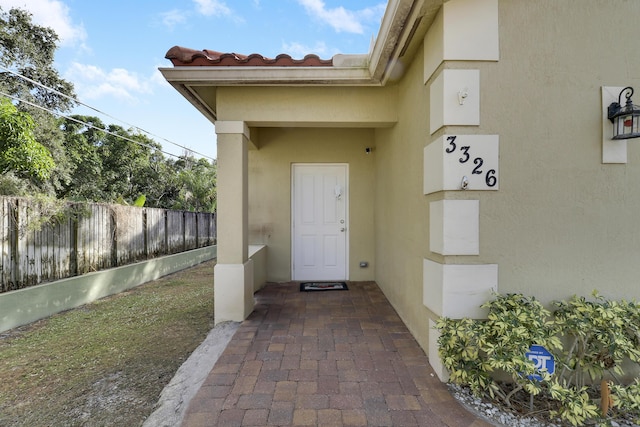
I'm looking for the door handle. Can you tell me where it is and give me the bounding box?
[340,227,346,232]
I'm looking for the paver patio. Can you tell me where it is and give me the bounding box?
[181,281,492,426]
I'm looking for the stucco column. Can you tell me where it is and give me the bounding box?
[213,121,254,324]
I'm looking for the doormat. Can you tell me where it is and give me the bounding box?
[300,282,348,292]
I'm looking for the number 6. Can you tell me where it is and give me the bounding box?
[485,169,497,187]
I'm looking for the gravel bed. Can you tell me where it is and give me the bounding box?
[449,384,638,427]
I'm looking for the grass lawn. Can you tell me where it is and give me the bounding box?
[0,259,215,427]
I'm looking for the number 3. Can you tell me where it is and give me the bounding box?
[445,136,457,153]
[459,146,470,163]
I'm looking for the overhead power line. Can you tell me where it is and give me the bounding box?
[0,64,216,161]
[0,89,184,160]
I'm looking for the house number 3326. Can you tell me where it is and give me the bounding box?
[445,136,497,188]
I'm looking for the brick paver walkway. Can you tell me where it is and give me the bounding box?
[181,282,492,426]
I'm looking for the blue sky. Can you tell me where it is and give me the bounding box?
[0,0,386,160]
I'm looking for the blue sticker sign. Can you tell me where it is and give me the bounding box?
[525,345,555,381]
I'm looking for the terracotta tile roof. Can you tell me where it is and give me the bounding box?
[165,46,333,67]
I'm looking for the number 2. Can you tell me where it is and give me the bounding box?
[472,157,483,174]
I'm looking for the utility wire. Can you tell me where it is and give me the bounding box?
[0,89,184,160]
[0,64,216,161]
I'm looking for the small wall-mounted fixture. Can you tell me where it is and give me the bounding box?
[460,175,469,190]
[365,147,373,154]
[607,86,640,140]
[458,88,469,105]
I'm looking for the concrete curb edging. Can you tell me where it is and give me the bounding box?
[0,246,216,333]
[142,321,240,427]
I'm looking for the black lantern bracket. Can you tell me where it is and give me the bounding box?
[607,86,640,140]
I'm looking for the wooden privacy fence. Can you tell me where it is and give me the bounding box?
[0,197,216,293]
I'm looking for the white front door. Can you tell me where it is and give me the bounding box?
[292,164,348,281]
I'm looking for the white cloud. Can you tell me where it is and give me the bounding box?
[151,65,170,87]
[297,0,385,34]
[192,0,231,17]
[0,0,86,47]
[160,1,239,30]
[282,41,330,59]
[160,9,187,30]
[64,62,153,103]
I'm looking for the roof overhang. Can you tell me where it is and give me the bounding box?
[159,0,444,122]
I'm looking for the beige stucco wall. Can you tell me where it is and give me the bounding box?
[373,47,432,350]
[479,0,640,304]
[216,86,397,127]
[247,127,376,283]
[374,0,640,353]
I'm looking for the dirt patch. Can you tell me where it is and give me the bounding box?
[0,260,216,427]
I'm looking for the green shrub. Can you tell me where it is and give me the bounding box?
[610,379,640,423]
[436,291,640,426]
[554,293,640,387]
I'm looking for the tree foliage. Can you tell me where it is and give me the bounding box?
[0,7,217,212]
[0,7,75,111]
[58,116,105,201]
[0,97,54,180]
[58,115,217,211]
[174,157,217,212]
[0,7,75,195]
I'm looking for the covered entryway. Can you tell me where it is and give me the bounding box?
[160,2,402,326]
[292,163,348,281]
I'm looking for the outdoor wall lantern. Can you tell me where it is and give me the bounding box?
[607,86,640,140]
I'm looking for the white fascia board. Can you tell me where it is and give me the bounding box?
[159,66,377,87]
[369,0,420,82]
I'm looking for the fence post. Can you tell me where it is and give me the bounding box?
[164,210,169,256]
[9,199,18,291]
[70,203,78,277]
[110,207,118,267]
[206,213,211,246]
[143,208,148,259]
[195,212,199,248]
